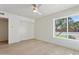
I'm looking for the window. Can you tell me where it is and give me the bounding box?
[53,16,79,40]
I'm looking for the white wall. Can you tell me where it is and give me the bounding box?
[2,12,35,44]
[35,6,79,50]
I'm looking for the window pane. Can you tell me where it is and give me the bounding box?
[55,18,67,39]
[68,16,79,40]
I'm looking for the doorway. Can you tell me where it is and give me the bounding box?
[0,17,8,44]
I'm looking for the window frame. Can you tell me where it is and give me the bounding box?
[53,15,79,40]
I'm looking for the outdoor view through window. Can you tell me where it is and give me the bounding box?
[55,16,79,40]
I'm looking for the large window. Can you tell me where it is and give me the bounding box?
[53,16,79,40]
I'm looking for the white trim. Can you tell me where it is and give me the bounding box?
[67,17,68,39]
[53,13,79,20]
[53,19,55,38]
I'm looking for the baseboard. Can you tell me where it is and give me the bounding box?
[9,38,35,45]
[0,40,8,43]
[35,38,79,51]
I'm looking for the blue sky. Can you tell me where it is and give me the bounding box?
[70,16,79,22]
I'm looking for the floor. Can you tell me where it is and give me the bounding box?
[0,39,79,55]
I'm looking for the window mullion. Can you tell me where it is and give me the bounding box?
[67,17,68,39]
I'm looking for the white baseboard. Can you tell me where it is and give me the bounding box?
[35,38,79,51]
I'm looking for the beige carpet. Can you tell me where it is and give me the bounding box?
[0,39,79,55]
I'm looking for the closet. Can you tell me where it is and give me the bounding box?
[0,17,8,44]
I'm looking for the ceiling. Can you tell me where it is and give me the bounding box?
[0,4,78,19]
